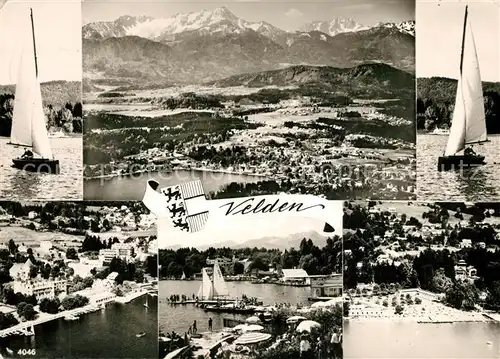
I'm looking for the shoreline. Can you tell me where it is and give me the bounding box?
[345,316,493,324]
[0,288,153,338]
[83,166,267,181]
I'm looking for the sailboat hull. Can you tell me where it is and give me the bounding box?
[437,155,485,171]
[12,158,60,174]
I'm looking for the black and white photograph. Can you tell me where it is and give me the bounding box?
[158,207,343,358]
[82,0,416,201]
[0,201,158,358]
[342,200,500,358]
[416,0,500,201]
[0,0,83,200]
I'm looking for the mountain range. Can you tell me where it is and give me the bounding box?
[164,230,331,250]
[83,7,415,86]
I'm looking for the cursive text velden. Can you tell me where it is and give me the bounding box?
[220,197,325,216]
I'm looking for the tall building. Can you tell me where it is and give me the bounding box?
[13,259,67,301]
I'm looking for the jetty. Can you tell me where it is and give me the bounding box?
[0,304,101,338]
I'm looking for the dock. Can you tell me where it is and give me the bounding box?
[483,313,500,322]
[166,299,237,306]
[308,296,338,302]
[0,304,101,338]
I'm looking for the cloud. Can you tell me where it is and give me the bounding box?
[285,8,304,20]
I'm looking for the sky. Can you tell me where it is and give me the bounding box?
[83,0,415,29]
[0,0,82,85]
[416,0,500,82]
[157,203,343,249]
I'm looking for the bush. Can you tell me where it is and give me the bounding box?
[39,298,60,314]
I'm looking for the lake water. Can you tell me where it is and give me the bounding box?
[159,280,310,334]
[417,134,500,201]
[84,169,263,200]
[0,294,158,359]
[0,137,83,200]
[344,320,500,358]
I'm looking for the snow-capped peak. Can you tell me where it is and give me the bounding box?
[380,20,415,36]
[300,17,368,36]
[83,7,286,41]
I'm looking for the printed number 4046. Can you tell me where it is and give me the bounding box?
[18,349,36,356]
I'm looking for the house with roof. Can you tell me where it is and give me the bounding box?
[280,269,309,284]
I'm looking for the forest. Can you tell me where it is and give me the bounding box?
[0,81,82,136]
[417,77,500,133]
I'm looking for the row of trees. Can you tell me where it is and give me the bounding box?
[0,93,82,136]
[159,237,342,279]
[417,77,500,133]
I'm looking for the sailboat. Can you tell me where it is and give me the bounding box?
[143,296,149,308]
[438,5,488,171]
[8,9,60,174]
[196,261,229,300]
[180,271,186,280]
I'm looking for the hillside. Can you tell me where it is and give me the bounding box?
[0,80,81,107]
[417,77,500,133]
[210,63,414,98]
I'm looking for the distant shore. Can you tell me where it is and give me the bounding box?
[83,165,267,181]
[0,288,153,338]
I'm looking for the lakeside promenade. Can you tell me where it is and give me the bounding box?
[0,288,153,338]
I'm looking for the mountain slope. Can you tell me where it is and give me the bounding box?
[0,81,81,106]
[211,63,414,93]
[82,8,414,85]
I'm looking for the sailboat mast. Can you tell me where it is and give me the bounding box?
[459,6,468,74]
[30,8,38,77]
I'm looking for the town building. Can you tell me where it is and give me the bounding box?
[281,269,309,284]
[309,274,343,298]
[12,259,67,300]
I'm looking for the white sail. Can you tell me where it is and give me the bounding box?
[197,268,213,300]
[10,49,33,147]
[445,76,467,155]
[212,261,229,297]
[181,271,186,280]
[444,10,487,156]
[32,78,53,158]
[9,13,53,159]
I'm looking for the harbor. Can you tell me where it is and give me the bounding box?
[159,261,343,358]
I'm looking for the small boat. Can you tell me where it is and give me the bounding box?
[144,296,149,308]
[64,314,79,321]
[5,348,13,355]
[431,127,450,135]
[48,129,65,138]
[136,332,146,338]
[438,5,488,171]
[8,9,60,174]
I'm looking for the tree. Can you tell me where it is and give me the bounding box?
[8,239,16,254]
[445,282,479,310]
[233,262,244,275]
[17,302,36,321]
[431,268,453,293]
[29,266,38,278]
[394,304,404,315]
[66,248,78,260]
[39,298,60,314]
[485,281,500,311]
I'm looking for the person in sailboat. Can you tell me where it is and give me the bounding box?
[21,149,33,159]
[464,147,476,156]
